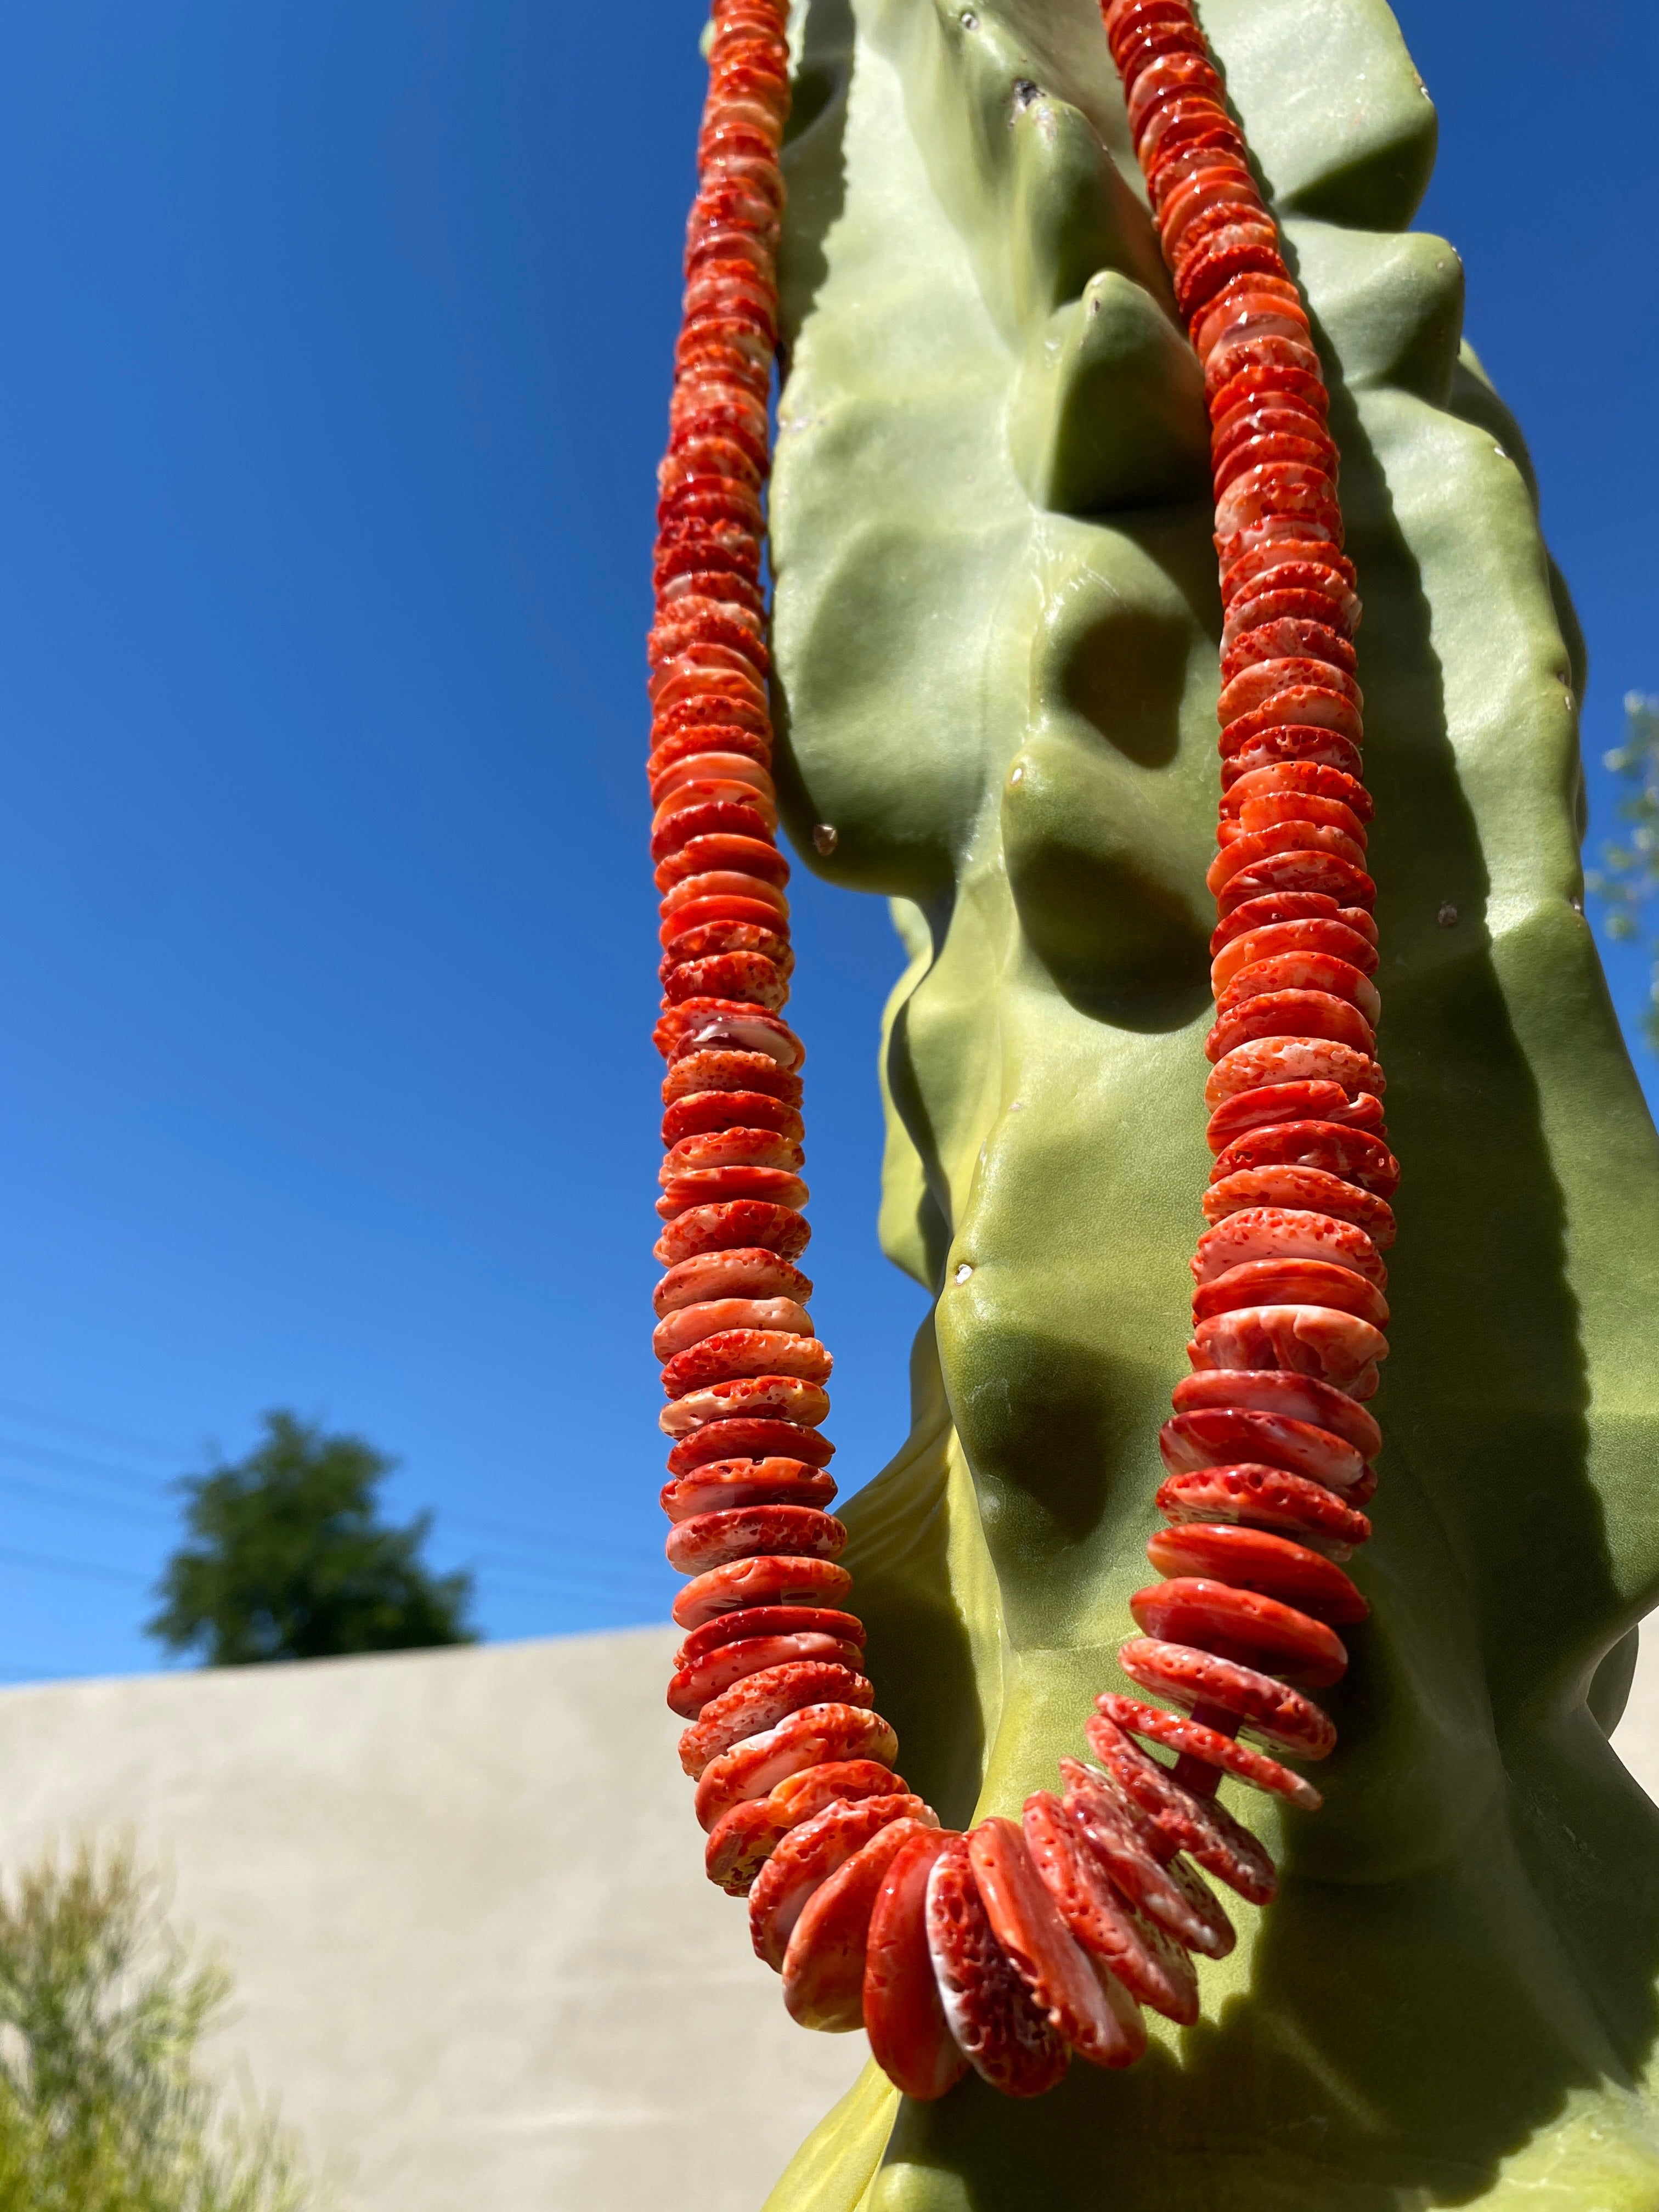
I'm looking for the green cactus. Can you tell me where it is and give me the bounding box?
[759,0,1659,2204]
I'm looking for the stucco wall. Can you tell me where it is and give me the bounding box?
[0,1623,1653,2210]
[0,1628,865,2210]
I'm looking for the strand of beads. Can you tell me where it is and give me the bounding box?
[648,0,934,2041]
[1088,0,1393,1857]
[851,0,1402,2105]
[646,0,1396,2107]
[868,0,1404,2101]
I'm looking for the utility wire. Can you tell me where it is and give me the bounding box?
[0,1470,171,1529]
[0,1449,662,1577]
[442,1508,664,1565]
[470,1570,671,1606]
[0,1398,184,1462]
[465,1551,665,1590]
[0,1458,666,1587]
[0,1438,171,1498]
[0,1545,148,1588]
[0,1402,668,1578]
[0,1435,658,1566]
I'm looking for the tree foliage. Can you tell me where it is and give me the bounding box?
[0,1844,321,2212]
[148,1411,477,1665]
[1588,691,1659,1046]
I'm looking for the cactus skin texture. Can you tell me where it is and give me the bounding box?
[760,0,1659,2204]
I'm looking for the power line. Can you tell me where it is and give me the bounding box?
[0,1447,665,1578]
[441,1508,663,1565]
[0,1471,171,1529]
[0,1464,663,1588]
[465,1551,665,1591]
[0,1428,647,1562]
[0,1398,183,1463]
[470,1571,671,1607]
[0,1402,667,1576]
[0,1526,668,1602]
[0,1438,171,1498]
[0,1545,148,1589]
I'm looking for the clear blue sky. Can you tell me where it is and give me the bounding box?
[0,0,1650,1681]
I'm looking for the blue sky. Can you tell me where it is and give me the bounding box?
[0,0,1650,1681]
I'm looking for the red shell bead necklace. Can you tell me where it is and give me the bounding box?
[646,0,1392,2098]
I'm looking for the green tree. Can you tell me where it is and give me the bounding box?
[0,1843,322,2212]
[148,1411,477,1664]
[1587,690,1659,1046]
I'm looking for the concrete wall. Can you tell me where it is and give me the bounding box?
[0,1628,864,2211]
[0,1624,1654,2211]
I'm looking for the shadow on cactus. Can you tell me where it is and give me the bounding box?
[763,0,1659,2204]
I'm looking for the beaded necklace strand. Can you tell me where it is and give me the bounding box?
[647,0,1391,2098]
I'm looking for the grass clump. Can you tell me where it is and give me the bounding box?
[0,1843,323,2212]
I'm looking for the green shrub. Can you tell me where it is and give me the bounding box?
[0,1844,324,2212]
[1588,691,1659,1046]
[149,1410,476,1665]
